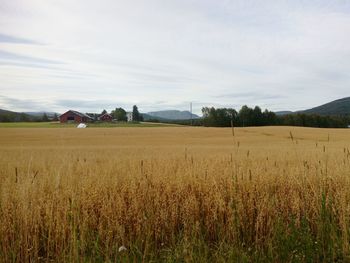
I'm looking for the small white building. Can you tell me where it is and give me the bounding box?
[126,112,133,122]
[348,125,350,128]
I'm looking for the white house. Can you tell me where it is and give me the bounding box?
[126,112,133,122]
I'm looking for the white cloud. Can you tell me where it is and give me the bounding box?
[0,0,350,114]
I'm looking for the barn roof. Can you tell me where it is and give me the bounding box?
[99,113,112,118]
[60,110,93,119]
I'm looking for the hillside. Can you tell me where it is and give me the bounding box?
[146,110,199,120]
[25,112,59,118]
[0,109,34,122]
[302,97,350,116]
[275,111,293,116]
[0,109,16,115]
[274,97,350,116]
[142,113,169,122]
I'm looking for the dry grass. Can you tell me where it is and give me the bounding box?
[1,126,350,262]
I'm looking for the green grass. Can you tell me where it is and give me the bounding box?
[0,122,175,128]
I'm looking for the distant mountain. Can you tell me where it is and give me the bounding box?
[0,109,34,121]
[0,109,18,116]
[142,113,169,122]
[302,97,350,116]
[25,111,59,118]
[275,111,293,116]
[146,110,200,120]
[274,97,350,116]
[0,109,61,121]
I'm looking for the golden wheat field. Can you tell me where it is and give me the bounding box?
[1,126,350,262]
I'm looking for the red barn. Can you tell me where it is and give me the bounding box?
[99,113,113,122]
[59,110,93,123]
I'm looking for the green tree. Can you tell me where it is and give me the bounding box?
[132,105,141,122]
[112,108,127,121]
[202,107,237,127]
[238,105,253,126]
[0,114,10,122]
[52,113,59,121]
[19,113,30,122]
[262,109,277,125]
[202,107,216,126]
[201,105,347,128]
[252,106,263,126]
[42,113,49,122]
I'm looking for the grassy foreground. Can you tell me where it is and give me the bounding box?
[1,126,350,262]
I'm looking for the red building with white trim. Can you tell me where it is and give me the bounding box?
[99,113,113,122]
[59,110,93,123]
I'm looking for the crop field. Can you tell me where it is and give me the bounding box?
[1,126,350,262]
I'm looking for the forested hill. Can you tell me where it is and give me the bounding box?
[0,109,33,122]
[146,110,199,120]
[302,97,350,116]
[0,109,54,122]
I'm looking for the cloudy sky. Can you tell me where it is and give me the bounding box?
[0,0,350,114]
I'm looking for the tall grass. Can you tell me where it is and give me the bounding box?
[1,126,350,262]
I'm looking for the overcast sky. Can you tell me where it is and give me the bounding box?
[0,0,350,114]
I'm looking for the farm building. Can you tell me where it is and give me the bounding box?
[126,112,133,122]
[86,113,99,121]
[99,113,113,122]
[59,110,93,123]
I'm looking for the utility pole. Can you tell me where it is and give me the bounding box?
[190,102,193,126]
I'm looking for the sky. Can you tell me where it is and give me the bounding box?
[0,0,350,115]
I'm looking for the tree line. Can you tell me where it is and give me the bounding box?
[200,106,349,128]
[1,104,349,128]
[110,105,143,122]
[85,105,144,122]
[0,105,143,122]
[0,112,59,122]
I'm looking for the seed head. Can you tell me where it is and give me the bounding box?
[118,246,127,253]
